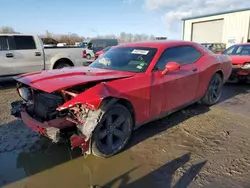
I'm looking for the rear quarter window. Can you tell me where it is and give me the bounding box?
[14,36,36,50]
[197,44,214,54]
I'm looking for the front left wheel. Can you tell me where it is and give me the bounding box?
[91,104,133,158]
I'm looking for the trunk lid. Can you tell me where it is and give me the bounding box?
[230,55,250,65]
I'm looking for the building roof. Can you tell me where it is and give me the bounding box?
[182,7,250,21]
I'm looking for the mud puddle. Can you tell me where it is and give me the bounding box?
[0,122,154,188]
[0,143,148,188]
[1,151,147,188]
[0,121,207,188]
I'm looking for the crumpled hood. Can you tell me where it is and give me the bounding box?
[15,67,135,93]
[230,55,250,64]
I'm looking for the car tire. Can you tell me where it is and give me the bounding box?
[91,104,133,158]
[54,62,71,69]
[201,73,223,105]
[86,54,91,59]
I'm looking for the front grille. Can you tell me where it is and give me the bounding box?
[34,92,64,121]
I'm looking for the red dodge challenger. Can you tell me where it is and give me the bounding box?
[11,41,232,158]
[95,46,113,59]
[220,43,250,83]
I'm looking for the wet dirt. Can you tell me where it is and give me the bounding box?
[1,82,250,187]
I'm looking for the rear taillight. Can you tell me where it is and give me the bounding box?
[82,50,86,58]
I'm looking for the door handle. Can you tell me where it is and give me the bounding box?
[6,53,14,58]
[35,52,41,56]
[192,68,198,72]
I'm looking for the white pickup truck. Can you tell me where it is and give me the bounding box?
[0,34,86,78]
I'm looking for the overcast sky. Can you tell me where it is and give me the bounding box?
[1,0,250,39]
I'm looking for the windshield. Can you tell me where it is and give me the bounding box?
[103,46,111,52]
[223,45,250,55]
[89,47,157,73]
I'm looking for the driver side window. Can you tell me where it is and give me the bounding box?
[0,36,8,51]
[154,45,202,71]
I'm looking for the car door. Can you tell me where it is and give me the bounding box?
[0,36,16,76]
[150,45,202,118]
[12,35,44,74]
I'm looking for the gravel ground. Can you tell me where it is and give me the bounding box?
[0,82,250,188]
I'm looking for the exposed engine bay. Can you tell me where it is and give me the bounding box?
[33,92,64,121]
[18,85,68,122]
[16,82,98,121]
[13,82,104,154]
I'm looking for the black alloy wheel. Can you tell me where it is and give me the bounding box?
[91,104,133,158]
[201,73,223,105]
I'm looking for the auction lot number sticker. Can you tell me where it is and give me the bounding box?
[131,49,149,55]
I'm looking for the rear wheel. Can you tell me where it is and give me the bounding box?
[91,104,133,158]
[86,54,91,59]
[201,73,223,105]
[54,62,72,69]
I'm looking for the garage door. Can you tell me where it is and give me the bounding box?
[191,19,224,43]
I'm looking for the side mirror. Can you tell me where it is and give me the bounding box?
[162,62,180,75]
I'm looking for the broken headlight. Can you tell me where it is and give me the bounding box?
[17,87,31,102]
[241,63,250,69]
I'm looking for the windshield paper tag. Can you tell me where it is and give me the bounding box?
[136,65,143,69]
[131,49,149,55]
[98,57,111,66]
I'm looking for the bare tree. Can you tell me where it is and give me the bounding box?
[0,26,19,34]
[40,30,157,45]
[0,27,158,45]
[133,34,146,42]
[149,35,156,41]
[40,31,85,45]
[120,32,126,43]
[45,30,53,38]
[95,34,116,39]
[117,32,156,43]
[126,33,133,42]
[142,34,149,41]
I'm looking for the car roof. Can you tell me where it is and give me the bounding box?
[233,43,250,46]
[201,43,224,45]
[118,40,199,48]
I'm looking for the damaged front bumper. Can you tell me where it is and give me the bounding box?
[11,101,62,142]
[227,67,250,83]
[11,101,91,154]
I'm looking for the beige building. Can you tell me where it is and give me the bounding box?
[182,8,250,48]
